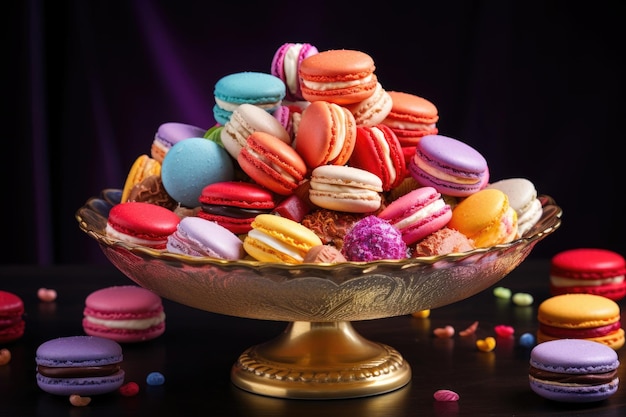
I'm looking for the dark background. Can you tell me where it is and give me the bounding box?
[6,1,625,265]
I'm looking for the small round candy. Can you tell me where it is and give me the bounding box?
[69,395,91,407]
[146,371,165,386]
[120,382,140,396]
[493,286,512,299]
[512,292,534,306]
[519,332,536,348]
[433,389,460,402]
[0,348,11,365]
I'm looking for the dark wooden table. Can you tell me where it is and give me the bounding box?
[1,260,624,416]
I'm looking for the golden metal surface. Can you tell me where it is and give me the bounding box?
[76,189,562,399]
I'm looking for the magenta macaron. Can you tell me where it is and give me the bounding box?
[83,285,166,343]
[378,186,452,245]
[271,42,319,102]
[408,134,489,197]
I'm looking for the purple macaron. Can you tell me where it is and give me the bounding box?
[271,42,319,102]
[35,336,125,396]
[409,134,489,197]
[166,216,244,260]
[529,339,620,402]
[151,122,207,163]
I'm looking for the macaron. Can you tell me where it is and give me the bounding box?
[198,181,277,234]
[105,201,181,249]
[378,186,452,245]
[381,91,439,161]
[35,336,125,396]
[83,285,166,343]
[151,122,207,163]
[536,293,625,350]
[448,188,518,248]
[412,227,475,257]
[486,177,542,236]
[550,248,626,301]
[299,49,378,105]
[0,290,25,343]
[529,339,620,403]
[295,100,357,170]
[213,71,286,125]
[220,103,291,160]
[341,215,408,262]
[344,82,393,127]
[120,154,161,203]
[161,137,235,208]
[348,124,406,191]
[126,174,178,211]
[237,131,307,196]
[309,165,383,213]
[166,216,245,260]
[270,42,319,102]
[243,213,323,263]
[409,134,489,197]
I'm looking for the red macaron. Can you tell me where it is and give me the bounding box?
[238,131,307,195]
[348,124,406,191]
[198,181,277,234]
[378,186,452,245]
[105,202,181,249]
[550,248,626,301]
[0,290,25,343]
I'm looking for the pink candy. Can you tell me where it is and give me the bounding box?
[459,321,479,336]
[120,382,140,397]
[0,349,11,365]
[433,325,455,338]
[434,389,460,401]
[494,324,514,337]
[37,287,57,302]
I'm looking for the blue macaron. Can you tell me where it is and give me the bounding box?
[529,339,620,402]
[35,336,125,396]
[161,137,235,208]
[213,71,286,125]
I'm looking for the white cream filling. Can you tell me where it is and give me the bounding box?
[214,97,279,112]
[382,120,437,131]
[302,74,373,91]
[550,275,625,287]
[247,229,303,262]
[392,199,446,230]
[85,312,166,330]
[413,155,480,185]
[246,148,297,183]
[371,127,396,184]
[105,224,165,247]
[283,44,304,95]
[328,104,347,161]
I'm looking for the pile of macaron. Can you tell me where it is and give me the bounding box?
[111,42,546,263]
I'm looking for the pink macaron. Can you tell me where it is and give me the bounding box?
[378,186,452,245]
[83,286,166,343]
[105,202,181,249]
[408,134,489,197]
[271,42,319,102]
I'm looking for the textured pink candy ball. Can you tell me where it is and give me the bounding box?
[434,389,460,401]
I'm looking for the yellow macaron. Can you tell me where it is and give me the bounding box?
[243,214,323,263]
[448,188,518,248]
[121,154,161,203]
[536,293,625,350]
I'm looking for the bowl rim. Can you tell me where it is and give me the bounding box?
[76,189,562,271]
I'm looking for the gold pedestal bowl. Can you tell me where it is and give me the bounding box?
[76,189,561,399]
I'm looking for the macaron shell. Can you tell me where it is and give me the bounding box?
[299,49,378,104]
[537,294,621,329]
[448,189,516,248]
[378,187,452,245]
[161,137,235,208]
[238,131,307,195]
[348,124,406,191]
[309,165,383,213]
[295,101,357,169]
[152,122,207,163]
[0,290,25,343]
[345,82,393,127]
[486,177,542,236]
[121,154,161,203]
[106,202,181,248]
[166,216,244,260]
[271,42,319,101]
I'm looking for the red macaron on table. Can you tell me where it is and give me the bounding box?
[75,189,562,400]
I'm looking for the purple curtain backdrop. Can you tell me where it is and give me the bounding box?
[7,1,626,265]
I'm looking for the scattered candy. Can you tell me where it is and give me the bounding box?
[476,337,496,352]
[512,292,534,306]
[69,394,91,407]
[0,348,11,365]
[459,321,479,336]
[433,389,460,402]
[494,324,515,337]
[433,325,455,338]
[146,371,165,386]
[119,382,140,397]
[37,287,57,302]
[412,309,431,318]
[519,332,536,348]
[493,286,512,299]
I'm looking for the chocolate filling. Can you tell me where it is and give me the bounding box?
[200,204,269,219]
[37,363,121,378]
[529,366,618,384]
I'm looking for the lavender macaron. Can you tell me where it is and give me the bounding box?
[409,134,489,197]
[35,336,125,396]
[166,216,244,260]
[151,122,207,163]
[529,339,620,402]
